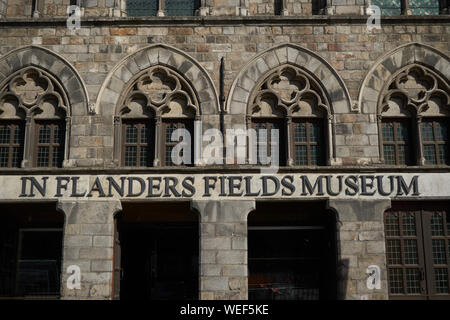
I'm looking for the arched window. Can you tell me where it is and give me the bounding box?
[115,66,198,167]
[378,65,450,165]
[126,0,200,16]
[248,65,331,166]
[0,67,69,168]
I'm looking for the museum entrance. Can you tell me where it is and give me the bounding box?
[115,202,199,300]
[0,202,63,299]
[248,201,337,300]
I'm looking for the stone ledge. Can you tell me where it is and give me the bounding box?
[1,15,449,27]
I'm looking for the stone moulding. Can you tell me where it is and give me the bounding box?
[357,42,450,115]
[226,43,355,115]
[0,45,90,116]
[94,44,220,117]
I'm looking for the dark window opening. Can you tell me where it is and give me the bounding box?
[162,119,193,167]
[0,203,63,299]
[0,121,25,168]
[274,0,283,15]
[115,202,199,300]
[421,119,449,165]
[382,119,413,165]
[252,118,286,166]
[291,118,325,166]
[34,120,65,168]
[385,202,450,299]
[248,202,337,300]
[126,0,159,16]
[122,120,154,167]
[165,0,201,16]
[312,0,327,14]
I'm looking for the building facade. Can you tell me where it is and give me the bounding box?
[0,0,449,300]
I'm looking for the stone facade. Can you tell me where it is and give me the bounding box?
[0,0,449,301]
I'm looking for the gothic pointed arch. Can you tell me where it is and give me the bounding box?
[95,44,219,117]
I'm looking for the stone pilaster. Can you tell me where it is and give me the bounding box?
[57,200,122,300]
[191,200,255,300]
[327,199,391,300]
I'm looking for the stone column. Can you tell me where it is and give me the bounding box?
[191,200,255,300]
[57,200,122,300]
[327,199,391,300]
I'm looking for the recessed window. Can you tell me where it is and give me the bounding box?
[126,0,159,16]
[421,119,449,165]
[162,120,193,166]
[381,119,412,165]
[165,0,200,16]
[122,120,153,167]
[0,121,24,168]
[292,119,324,166]
[385,204,450,299]
[252,119,284,166]
[34,121,65,168]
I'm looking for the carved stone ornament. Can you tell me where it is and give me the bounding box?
[379,65,450,116]
[0,67,68,119]
[248,65,330,118]
[118,66,198,118]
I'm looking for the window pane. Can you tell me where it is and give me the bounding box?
[431,212,444,236]
[434,268,449,293]
[53,126,60,144]
[385,212,400,237]
[402,213,416,236]
[405,269,421,294]
[12,147,22,167]
[294,123,306,142]
[38,125,51,144]
[140,146,148,167]
[389,268,404,294]
[409,0,440,15]
[398,145,409,165]
[310,123,320,142]
[432,239,447,264]
[396,122,409,142]
[0,147,8,167]
[0,125,10,144]
[384,145,395,164]
[166,124,177,143]
[382,123,394,142]
[125,146,137,166]
[52,147,61,167]
[421,122,434,141]
[438,144,448,165]
[387,240,402,264]
[310,145,321,166]
[404,239,419,265]
[165,0,200,16]
[435,121,448,141]
[37,146,49,167]
[295,145,307,165]
[125,125,138,144]
[140,125,148,143]
[371,0,402,15]
[14,126,23,145]
[424,145,437,164]
[165,145,173,166]
[447,212,450,236]
[126,0,158,16]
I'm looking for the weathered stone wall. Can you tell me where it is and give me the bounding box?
[0,19,448,166]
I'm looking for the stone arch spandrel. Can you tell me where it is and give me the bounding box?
[358,43,450,115]
[96,44,220,117]
[0,46,90,116]
[227,43,354,115]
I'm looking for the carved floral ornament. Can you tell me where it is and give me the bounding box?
[118,66,199,119]
[249,65,331,118]
[0,67,69,119]
[379,65,450,117]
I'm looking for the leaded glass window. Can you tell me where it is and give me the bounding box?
[165,0,200,16]
[409,0,440,15]
[371,0,402,15]
[382,119,412,165]
[122,120,152,167]
[385,205,450,299]
[252,119,285,166]
[0,121,24,168]
[126,0,158,16]
[34,121,65,168]
[162,120,192,166]
[421,119,449,165]
[291,119,324,166]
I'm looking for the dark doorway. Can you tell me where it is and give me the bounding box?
[116,202,199,300]
[0,202,63,299]
[248,201,337,300]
